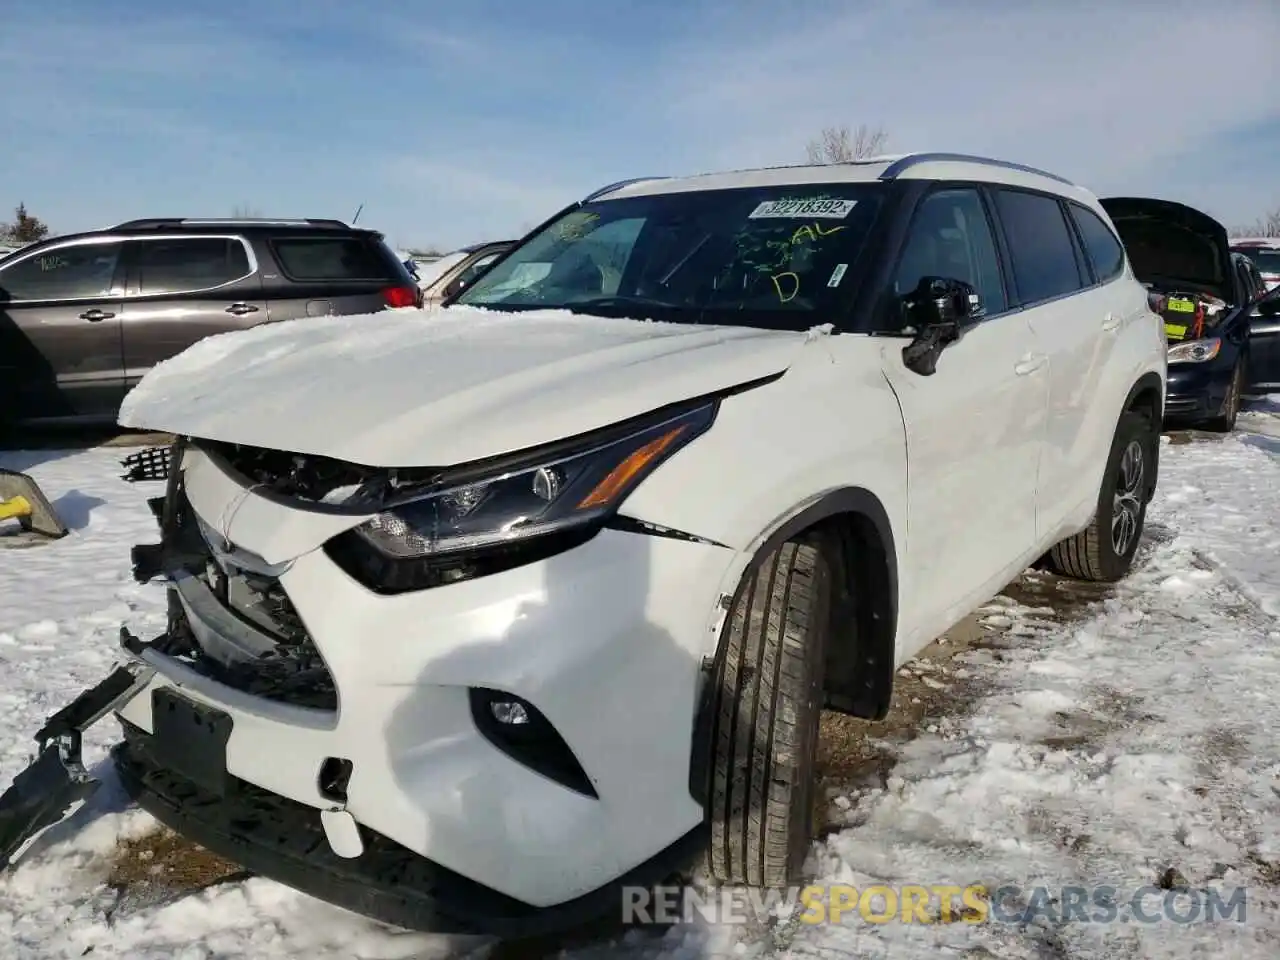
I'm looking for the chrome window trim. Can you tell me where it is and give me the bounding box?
[128,233,259,298]
[0,233,259,304]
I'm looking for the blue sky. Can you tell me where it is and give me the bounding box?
[4,0,1277,252]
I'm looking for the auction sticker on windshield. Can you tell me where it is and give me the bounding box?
[749,199,858,219]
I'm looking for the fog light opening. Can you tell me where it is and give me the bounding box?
[469,688,598,799]
[490,700,530,726]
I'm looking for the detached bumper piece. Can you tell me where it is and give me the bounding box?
[0,665,153,869]
[113,718,705,938]
[120,444,176,484]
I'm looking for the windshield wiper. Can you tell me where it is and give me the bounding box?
[566,295,684,313]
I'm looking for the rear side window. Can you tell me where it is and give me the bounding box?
[0,241,124,301]
[994,189,1085,304]
[1069,204,1126,283]
[269,237,397,282]
[136,238,251,295]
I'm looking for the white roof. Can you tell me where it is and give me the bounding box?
[595,152,1098,206]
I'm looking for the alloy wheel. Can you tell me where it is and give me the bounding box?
[1111,439,1145,557]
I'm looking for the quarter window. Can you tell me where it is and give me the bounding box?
[891,188,1008,320]
[1069,203,1126,283]
[270,237,397,282]
[136,238,251,296]
[0,241,124,301]
[994,189,1085,304]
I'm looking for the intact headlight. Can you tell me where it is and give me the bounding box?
[354,402,716,558]
[1167,338,1221,364]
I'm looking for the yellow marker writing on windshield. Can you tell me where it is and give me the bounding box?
[771,272,800,303]
[791,222,847,244]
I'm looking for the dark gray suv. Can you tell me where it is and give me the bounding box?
[0,218,422,427]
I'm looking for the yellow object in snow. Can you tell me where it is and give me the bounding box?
[1166,298,1196,313]
[1164,323,1188,340]
[0,496,33,522]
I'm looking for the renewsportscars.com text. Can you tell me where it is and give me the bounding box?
[622,883,1249,926]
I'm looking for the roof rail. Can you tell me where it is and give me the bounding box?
[582,177,669,203]
[878,152,1074,186]
[113,217,350,229]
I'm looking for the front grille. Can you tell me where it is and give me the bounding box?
[166,485,338,712]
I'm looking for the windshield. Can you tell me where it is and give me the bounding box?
[1232,246,1280,274]
[454,183,885,328]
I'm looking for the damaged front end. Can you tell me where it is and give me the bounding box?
[0,436,344,869]
[0,662,155,869]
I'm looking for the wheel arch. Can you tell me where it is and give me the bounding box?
[1122,370,1164,499]
[688,486,900,807]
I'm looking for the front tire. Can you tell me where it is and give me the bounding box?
[1202,356,1245,433]
[707,538,831,887]
[1045,410,1155,582]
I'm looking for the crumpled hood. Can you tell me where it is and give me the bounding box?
[118,305,811,467]
[1100,196,1234,305]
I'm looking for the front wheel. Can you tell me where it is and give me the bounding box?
[706,538,831,887]
[1044,410,1156,583]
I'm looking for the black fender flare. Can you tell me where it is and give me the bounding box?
[1121,371,1164,499]
[744,487,898,630]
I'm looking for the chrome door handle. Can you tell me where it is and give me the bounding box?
[79,309,115,322]
[1101,313,1122,332]
[225,303,259,316]
[1014,353,1048,376]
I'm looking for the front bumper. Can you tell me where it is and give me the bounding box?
[112,721,705,937]
[115,446,732,914]
[1163,362,1232,421]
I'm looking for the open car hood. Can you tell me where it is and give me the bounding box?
[1099,197,1234,305]
[117,306,808,468]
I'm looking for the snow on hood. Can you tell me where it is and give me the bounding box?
[118,306,810,467]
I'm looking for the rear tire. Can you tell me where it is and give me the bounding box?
[707,538,831,887]
[1044,410,1155,583]
[1202,357,1244,433]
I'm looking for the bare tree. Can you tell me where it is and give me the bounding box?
[805,124,889,164]
[1230,206,1280,239]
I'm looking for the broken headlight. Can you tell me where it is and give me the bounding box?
[1167,337,1221,364]
[353,403,716,558]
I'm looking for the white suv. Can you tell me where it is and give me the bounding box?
[0,153,1166,935]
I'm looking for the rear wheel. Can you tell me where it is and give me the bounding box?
[1202,357,1245,433]
[1044,410,1155,583]
[706,538,831,887]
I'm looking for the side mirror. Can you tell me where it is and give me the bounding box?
[442,277,467,301]
[900,276,983,376]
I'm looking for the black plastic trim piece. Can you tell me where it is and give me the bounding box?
[468,689,598,799]
[604,515,727,547]
[112,729,704,938]
[324,524,602,595]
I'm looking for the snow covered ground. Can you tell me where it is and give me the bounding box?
[2,417,1279,959]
